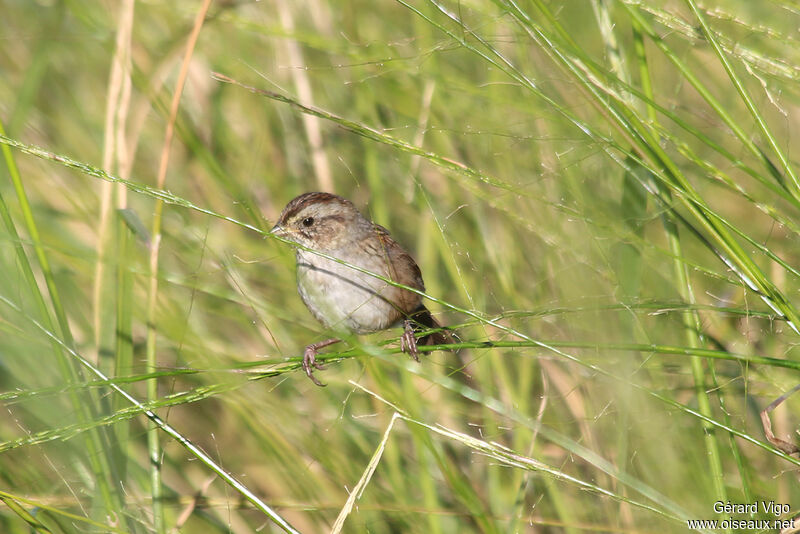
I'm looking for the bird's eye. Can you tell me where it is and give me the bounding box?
[302,217,315,227]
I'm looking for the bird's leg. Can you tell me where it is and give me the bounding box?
[401,319,420,362]
[303,338,341,387]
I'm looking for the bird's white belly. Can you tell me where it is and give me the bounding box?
[296,250,403,334]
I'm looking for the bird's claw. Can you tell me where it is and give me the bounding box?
[401,320,420,362]
[303,346,327,387]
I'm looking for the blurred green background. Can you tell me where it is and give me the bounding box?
[1,0,799,532]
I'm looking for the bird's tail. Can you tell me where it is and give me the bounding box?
[409,306,456,348]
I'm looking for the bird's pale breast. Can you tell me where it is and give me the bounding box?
[296,246,423,334]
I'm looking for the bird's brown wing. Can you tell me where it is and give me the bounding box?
[370,223,425,315]
[371,224,454,347]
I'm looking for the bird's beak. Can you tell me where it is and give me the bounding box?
[270,223,287,237]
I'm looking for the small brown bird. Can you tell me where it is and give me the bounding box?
[271,192,452,386]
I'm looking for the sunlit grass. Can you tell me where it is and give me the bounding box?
[1,1,799,533]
